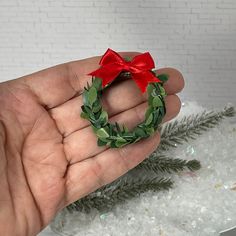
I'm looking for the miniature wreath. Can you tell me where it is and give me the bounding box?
[80,48,169,148]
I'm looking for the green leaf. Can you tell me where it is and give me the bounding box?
[98,137,109,142]
[147,84,154,96]
[99,111,108,126]
[81,105,91,114]
[145,113,153,126]
[96,128,109,138]
[92,103,102,113]
[133,137,141,143]
[157,74,169,83]
[80,111,89,119]
[134,127,146,137]
[88,86,97,105]
[153,83,161,93]
[122,134,134,140]
[93,77,102,90]
[159,106,165,116]
[145,107,153,120]
[116,136,127,142]
[97,138,107,146]
[99,111,108,121]
[82,91,89,105]
[152,96,163,107]
[110,141,118,148]
[91,125,99,133]
[148,93,154,106]
[115,140,127,148]
[145,127,155,135]
[152,112,158,125]
[160,86,166,96]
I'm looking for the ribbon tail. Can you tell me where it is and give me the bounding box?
[146,72,162,83]
[132,71,162,93]
[132,73,149,93]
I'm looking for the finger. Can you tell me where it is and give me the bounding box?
[162,94,181,123]
[50,68,184,136]
[65,131,160,205]
[158,67,184,94]
[63,94,181,164]
[21,52,140,108]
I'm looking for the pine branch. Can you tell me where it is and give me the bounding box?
[136,155,201,174]
[158,106,235,151]
[67,177,173,213]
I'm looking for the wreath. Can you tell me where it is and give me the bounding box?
[80,48,169,148]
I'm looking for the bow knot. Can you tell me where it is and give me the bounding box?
[88,48,161,93]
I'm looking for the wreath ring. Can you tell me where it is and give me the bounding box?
[80,70,169,148]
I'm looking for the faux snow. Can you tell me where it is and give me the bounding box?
[43,101,236,236]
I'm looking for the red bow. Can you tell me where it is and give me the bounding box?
[88,48,161,93]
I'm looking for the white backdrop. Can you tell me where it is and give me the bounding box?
[0,0,236,107]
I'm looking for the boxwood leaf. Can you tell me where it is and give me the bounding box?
[99,111,108,121]
[147,84,154,96]
[92,103,102,113]
[88,86,97,105]
[157,74,169,83]
[145,113,153,126]
[93,77,102,89]
[148,93,154,105]
[152,96,163,107]
[82,91,89,105]
[97,138,107,146]
[115,140,127,148]
[160,86,166,96]
[96,128,109,138]
[145,107,153,120]
[134,127,146,137]
[80,111,89,119]
[116,136,127,142]
[110,141,118,148]
[145,127,155,135]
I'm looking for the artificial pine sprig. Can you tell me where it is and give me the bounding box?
[136,155,201,174]
[67,177,173,213]
[158,106,235,151]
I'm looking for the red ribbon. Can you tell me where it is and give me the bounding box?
[88,48,161,93]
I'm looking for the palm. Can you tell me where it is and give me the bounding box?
[0,52,184,236]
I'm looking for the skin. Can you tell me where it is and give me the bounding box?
[0,51,184,236]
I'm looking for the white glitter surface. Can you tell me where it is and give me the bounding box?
[41,102,236,236]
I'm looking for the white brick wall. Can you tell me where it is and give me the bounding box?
[0,0,236,108]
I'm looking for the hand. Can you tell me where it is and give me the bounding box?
[0,52,184,236]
